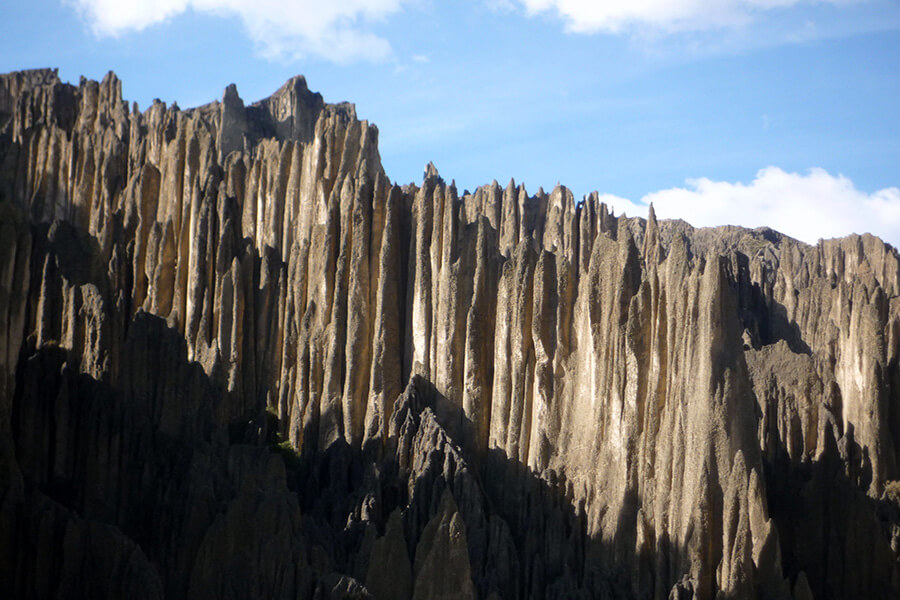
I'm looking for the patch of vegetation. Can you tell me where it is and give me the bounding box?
[266,407,302,471]
[271,438,302,471]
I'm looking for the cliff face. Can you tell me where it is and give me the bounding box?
[1,68,899,599]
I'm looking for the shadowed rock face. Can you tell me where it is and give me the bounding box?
[0,68,899,599]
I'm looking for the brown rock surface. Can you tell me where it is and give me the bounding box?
[0,68,899,599]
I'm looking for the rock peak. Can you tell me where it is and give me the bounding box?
[424,161,440,180]
[223,82,241,103]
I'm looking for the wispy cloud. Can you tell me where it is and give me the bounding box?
[512,0,847,34]
[68,0,406,62]
[603,167,900,246]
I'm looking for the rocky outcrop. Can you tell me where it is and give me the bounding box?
[1,68,899,599]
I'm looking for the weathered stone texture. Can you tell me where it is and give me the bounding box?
[1,68,898,599]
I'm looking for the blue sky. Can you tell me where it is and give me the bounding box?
[2,0,900,244]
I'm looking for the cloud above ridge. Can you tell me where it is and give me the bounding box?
[601,167,900,246]
[69,0,867,62]
[513,0,846,33]
[68,0,405,62]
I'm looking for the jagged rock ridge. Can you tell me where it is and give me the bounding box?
[1,68,899,599]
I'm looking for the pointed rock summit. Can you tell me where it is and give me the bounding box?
[217,82,247,158]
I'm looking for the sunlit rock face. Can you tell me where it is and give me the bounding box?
[1,68,899,599]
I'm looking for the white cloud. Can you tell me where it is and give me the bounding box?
[69,0,405,62]
[513,0,846,34]
[618,167,900,246]
[595,193,649,220]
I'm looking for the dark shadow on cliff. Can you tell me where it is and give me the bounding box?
[277,375,696,600]
[761,418,900,599]
[3,313,699,600]
[729,252,811,356]
[3,311,338,600]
